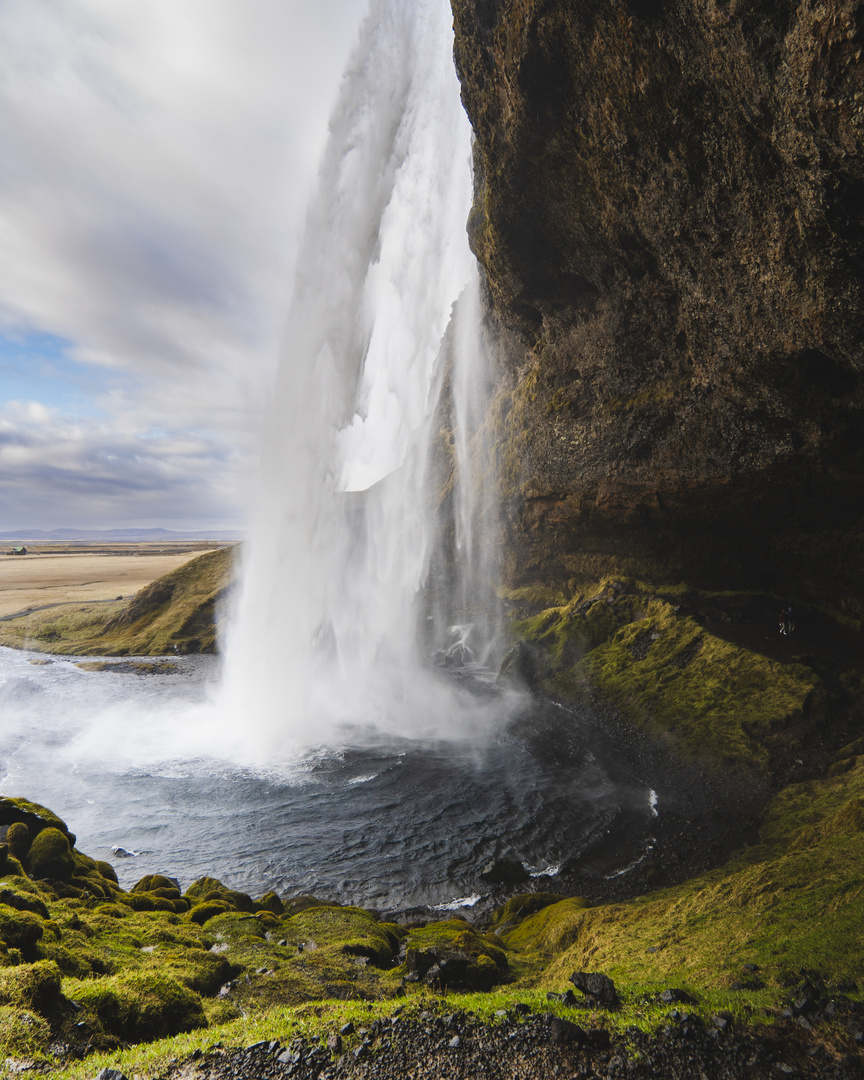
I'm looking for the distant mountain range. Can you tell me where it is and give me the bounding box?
[0,528,243,542]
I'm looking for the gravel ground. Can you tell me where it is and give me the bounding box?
[157,1008,864,1080]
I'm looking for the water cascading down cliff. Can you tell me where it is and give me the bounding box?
[221,0,504,753]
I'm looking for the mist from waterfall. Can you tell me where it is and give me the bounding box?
[219,0,509,755]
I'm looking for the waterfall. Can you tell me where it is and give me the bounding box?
[219,0,505,754]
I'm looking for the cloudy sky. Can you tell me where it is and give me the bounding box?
[0,0,368,533]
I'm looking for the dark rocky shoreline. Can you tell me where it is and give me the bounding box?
[163,1004,864,1080]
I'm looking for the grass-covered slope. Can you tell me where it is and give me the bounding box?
[505,747,864,998]
[0,794,518,1073]
[0,547,235,656]
[3,749,864,1076]
[505,579,859,780]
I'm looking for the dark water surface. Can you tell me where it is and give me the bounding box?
[0,647,657,911]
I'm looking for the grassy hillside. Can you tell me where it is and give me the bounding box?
[1,742,863,1076]
[0,547,235,656]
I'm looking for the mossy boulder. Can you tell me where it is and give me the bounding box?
[188,900,233,926]
[184,876,255,913]
[0,797,71,839]
[132,874,180,895]
[123,892,180,914]
[0,960,63,1017]
[0,848,25,878]
[283,894,340,916]
[95,860,119,885]
[282,906,397,969]
[67,971,207,1042]
[4,824,30,862]
[201,912,267,945]
[489,893,568,930]
[0,882,49,919]
[0,905,44,959]
[25,828,75,882]
[402,918,509,991]
[255,890,284,916]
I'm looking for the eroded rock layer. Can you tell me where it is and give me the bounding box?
[452,0,864,616]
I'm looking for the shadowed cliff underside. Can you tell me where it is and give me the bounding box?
[451,0,864,622]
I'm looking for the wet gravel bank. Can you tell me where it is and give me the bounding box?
[162,1007,864,1080]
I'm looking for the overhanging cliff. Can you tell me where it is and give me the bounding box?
[452,0,864,619]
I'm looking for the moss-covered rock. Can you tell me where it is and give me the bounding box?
[66,971,207,1042]
[489,893,568,930]
[513,583,828,777]
[25,828,75,882]
[0,1003,51,1059]
[282,894,340,916]
[188,900,233,926]
[0,881,49,920]
[402,918,509,991]
[132,874,180,895]
[0,797,71,839]
[4,824,30,862]
[255,890,284,916]
[0,847,25,878]
[0,960,62,1016]
[0,905,44,959]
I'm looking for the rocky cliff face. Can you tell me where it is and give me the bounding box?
[451,0,864,618]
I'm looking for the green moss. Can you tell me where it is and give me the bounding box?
[67,971,207,1042]
[282,907,396,969]
[202,912,267,945]
[188,900,233,925]
[514,584,824,776]
[140,945,234,997]
[95,861,119,885]
[580,608,820,774]
[25,828,75,882]
[0,881,49,919]
[0,547,235,656]
[0,906,44,958]
[403,918,510,990]
[0,1003,51,1059]
[133,874,179,894]
[255,890,284,916]
[0,853,26,879]
[4,824,30,863]
[760,757,864,847]
[0,797,70,836]
[0,961,62,1016]
[489,893,569,930]
[282,895,341,916]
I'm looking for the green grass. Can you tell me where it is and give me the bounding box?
[512,582,826,776]
[0,547,235,656]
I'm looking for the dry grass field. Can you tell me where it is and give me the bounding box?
[0,543,222,619]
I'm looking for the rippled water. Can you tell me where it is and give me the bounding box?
[0,646,657,911]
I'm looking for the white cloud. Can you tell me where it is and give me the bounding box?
[0,0,369,529]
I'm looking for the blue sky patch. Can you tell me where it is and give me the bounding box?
[0,331,108,417]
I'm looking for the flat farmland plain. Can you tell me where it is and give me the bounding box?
[0,544,223,619]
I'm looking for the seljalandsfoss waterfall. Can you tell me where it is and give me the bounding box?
[218,0,501,753]
[0,0,659,913]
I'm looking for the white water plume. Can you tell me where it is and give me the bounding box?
[219,0,509,755]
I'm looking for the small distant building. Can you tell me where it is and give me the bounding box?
[8,546,27,555]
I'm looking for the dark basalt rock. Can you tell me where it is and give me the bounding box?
[569,970,621,1007]
[451,0,864,616]
[479,857,530,885]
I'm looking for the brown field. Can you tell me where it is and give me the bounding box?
[0,543,225,619]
